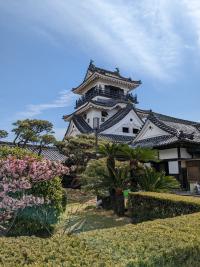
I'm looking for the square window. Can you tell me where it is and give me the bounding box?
[102,111,108,117]
[133,128,139,134]
[122,127,129,133]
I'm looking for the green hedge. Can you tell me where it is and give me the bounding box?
[0,235,105,267]
[83,212,200,267]
[128,192,200,222]
[2,212,200,266]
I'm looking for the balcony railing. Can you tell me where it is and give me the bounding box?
[75,87,138,109]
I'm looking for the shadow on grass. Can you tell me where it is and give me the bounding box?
[75,210,130,233]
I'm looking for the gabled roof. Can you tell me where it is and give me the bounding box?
[63,99,128,121]
[86,61,140,83]
[132,111,200,148]
[72,115,93,134]
[72,62,141,94]
[98,104,143,133]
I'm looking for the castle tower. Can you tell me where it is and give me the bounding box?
[63,61,144,142]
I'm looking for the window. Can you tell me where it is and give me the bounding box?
[133,128,139,134]
[102,111,108,117]
[101,117,105,122]
[87,118,90,123]
[130,118,133,121]
[122,127,129,133]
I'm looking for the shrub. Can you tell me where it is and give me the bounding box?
[11,177,67,236]
[0,145,38,159]
[0,150,68,236]
[136,167,180,192]
[83,212,200,267]
[128,191,200,223]
[0,235,105,267]
[2,212,200,266]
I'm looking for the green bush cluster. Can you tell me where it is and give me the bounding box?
[83,212,200,267]
[2,212,200,266]
[10,177,67,236]
[0,145,66,236]
[0,145,40,159]
[0,235,104,267]
[128,191,200,222]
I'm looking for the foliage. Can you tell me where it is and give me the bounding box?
[0,155,68,235]
[128,191,200,223]
[120,145,158,191]
[82,158,129,195]
[136,167,180,192]
[83,211,200,267]
[57,134,107,188]
[0,145,39,159]
[0,130,8,140]
[11,177,67,236]
[2,210,200,266]
[12,119,56,151]
[0,235,104,266]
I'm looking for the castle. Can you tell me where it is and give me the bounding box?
[63,61,200,190]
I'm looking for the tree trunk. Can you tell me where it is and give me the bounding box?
[130,160,138,191]
[115,189,125,216]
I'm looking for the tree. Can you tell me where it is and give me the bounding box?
[97,143,127,215]
[57,134,107,187]
[0,130,8,140]
[136,167,180,192]
[121,145,158,191]
[82,158,130,215]
[38,134,57,156]
[12,119,55,150]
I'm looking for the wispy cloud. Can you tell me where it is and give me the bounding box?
[17,90,76,118]
[0,0,188,80]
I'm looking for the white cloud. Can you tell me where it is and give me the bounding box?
[0,0,185,80]
[17,90,76,118]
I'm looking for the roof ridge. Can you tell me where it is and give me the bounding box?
[73,115,93,133]
[148,113,178,136]
[153,112,200,126]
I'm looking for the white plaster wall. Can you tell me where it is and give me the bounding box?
[102,109,143,136]
[85,109,101,128]
[180,148,192,159]
[135,121,169,141]
[168,161,179,174]
[67,121,81,136]
[159,148,178,160]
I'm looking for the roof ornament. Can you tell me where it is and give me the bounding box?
[89,59,95,70]
[115,67,120,74]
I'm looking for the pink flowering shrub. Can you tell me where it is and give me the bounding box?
[0,155,68,234]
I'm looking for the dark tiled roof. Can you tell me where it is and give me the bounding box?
[90,98,127,107]
[98,104,141,132]
[0,142,67,162]
[72,115,93,133]
[132,111,200,148]
[88,62,141,84]
[132,135,179,148]
[99,133,133,143]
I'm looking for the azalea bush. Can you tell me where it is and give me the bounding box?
[0,155,68,235]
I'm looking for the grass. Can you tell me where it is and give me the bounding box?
[56,189,131,234]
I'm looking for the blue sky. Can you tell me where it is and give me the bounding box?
[1,0,200,140]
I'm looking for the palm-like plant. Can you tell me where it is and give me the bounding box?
[137,167,180,192]
[121,145,158,191]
